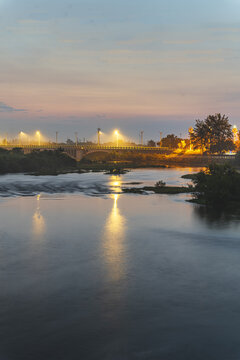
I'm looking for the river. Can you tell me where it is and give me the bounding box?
[0,168,240,360]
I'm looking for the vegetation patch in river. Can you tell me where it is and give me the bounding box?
[181,173,198,180]
[124,163,240,213]
[191,163,240,209]
[104,168,129,175]
[122,185,191,195]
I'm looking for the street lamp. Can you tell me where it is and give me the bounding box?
[19,131,24,145]
[159,132,163,148]
[114,130,119,147]
[36,131,41,146]
[140,131,144,146]
[97,128,102,146]
[75,132,78,146]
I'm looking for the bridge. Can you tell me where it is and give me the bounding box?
[0,144,169,161]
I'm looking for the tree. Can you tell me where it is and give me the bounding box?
[161,134,181,149]
[147,140,156,147]
[190,114,234,154]
[193,163,240,206]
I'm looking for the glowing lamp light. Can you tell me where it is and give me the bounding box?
[114,130,119,147]
[36,131,41,145]
[19,131,26,145]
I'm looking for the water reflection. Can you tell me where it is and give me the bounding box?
[193,203,240,229]
[109,176,122,193]
[102,194,126,281]
[32,194,46,239]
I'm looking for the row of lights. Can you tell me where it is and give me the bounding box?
[97,128,119,146]
[8,125,240,147]
[97,129,164,147]
[18,131,42,145]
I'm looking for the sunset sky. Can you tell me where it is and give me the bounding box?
[1,0,240,141]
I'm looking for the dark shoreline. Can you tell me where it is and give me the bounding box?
[122,185,191,195]
[0,148,236,175]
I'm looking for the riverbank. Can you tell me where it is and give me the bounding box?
[0,148,238,175]
[0,148,77,175]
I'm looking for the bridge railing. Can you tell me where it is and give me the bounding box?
[0,144,169,151]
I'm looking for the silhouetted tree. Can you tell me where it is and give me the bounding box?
[161,134,181,149]
[190,114,234,154]
[147,140,156,147]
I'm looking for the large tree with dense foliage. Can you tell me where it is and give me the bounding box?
[161,134,181,149]
[190,114,234,154]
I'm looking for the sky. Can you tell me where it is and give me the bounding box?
[1,0,240,142]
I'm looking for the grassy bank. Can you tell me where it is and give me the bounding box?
[0,149,169,175]
[83,151,236,167]
[0,148,77,175]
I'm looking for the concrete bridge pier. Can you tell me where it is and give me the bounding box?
[63,148,84,161]
[75,149,84,162]
[23,148,32,155]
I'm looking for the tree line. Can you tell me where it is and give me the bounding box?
[147,113,238,154]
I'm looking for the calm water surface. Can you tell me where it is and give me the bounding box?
[0,168,240,360]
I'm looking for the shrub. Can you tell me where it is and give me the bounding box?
[193,163,240,206]
[155,180,166,188]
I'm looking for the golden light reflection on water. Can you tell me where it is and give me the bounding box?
[32,194,46,239]
[102,194,126,281]
[109,176,122,193]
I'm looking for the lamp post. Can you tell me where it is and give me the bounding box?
[36,131,41,146]
[19,132,23,145]
[4,133,8,145]
[56,131,59,144]
[75,132,78,146]
[159,132,163,148]
[114,130,119,147]
[97,128,101,146]
[140,131,144,146]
